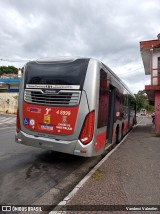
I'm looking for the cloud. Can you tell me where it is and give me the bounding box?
[0,0,159,93]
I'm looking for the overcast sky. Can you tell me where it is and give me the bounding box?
[0,0,159,93]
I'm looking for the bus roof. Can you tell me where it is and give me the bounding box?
[27,57,135,99]
[102,63,135,98]
[36,56,87,64]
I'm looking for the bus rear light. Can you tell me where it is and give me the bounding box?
[79,111,95,145]
[16,109,21,133]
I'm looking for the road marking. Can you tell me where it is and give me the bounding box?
[137,117,145,124]
[0,115,16,125]
[0,154,11,161]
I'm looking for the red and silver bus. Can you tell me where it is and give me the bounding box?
[15,57,136,157]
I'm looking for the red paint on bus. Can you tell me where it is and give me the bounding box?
[95,132,106,151]
[23,102,79,135]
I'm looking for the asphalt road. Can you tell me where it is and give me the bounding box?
[0,114,103,211]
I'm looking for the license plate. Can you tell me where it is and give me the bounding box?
[41,124,53,130]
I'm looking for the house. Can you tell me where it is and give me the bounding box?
[140,34,160,134]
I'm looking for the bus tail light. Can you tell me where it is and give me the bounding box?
[79,111,95,145]
[16,109,21,133]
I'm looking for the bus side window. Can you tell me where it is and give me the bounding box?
[97,70,108,128]
[122,93,128,118]
[129,95,136,116]
[115,89,123,121]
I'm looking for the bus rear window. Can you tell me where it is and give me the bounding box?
[24,59,89,89]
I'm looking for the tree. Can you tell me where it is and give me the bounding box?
[0,66,18,75]
[135,90,154,112]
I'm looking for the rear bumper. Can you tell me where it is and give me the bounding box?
[15,131,96,157]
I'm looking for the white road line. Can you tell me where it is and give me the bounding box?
[0,154,11,161]
[0,121,16,125]
[137,117,145,124]
[0,116,16,125]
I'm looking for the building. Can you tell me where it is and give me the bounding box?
[0,77,20,92]
[0,67,23,92]
[140,34,160,134]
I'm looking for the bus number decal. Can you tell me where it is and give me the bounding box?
[56,110,71,116]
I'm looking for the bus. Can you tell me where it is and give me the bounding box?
[15,57,136,157]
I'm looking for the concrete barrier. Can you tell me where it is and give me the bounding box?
[0,93,18,114]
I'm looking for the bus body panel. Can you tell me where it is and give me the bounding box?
[16,91,89,140]
[20,90,90,141]
[83,59,100,111]
[16,131,79,155]
[22,102,79,136]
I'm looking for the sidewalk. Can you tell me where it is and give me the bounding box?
[54,117,160,214]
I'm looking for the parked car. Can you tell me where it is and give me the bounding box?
[140,109,147,116]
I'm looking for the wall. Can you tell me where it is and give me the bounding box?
[0,93,18,114]
[153,49,160,69]
[155,91,160,134]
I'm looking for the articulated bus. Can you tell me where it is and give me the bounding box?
[15,57,136,157]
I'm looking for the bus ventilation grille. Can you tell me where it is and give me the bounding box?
[24,89,81,106]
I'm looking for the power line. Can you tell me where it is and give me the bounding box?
[0,58,32,62]
[117,67,144,76]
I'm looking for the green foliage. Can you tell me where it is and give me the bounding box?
[0,66,18,75]
[135,90,154,113]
